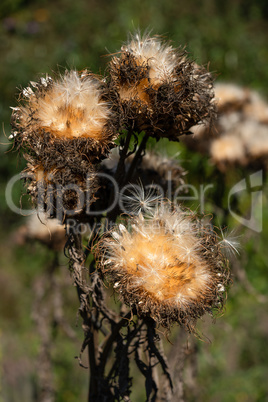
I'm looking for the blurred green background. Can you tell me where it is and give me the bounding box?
[1,0,268,401]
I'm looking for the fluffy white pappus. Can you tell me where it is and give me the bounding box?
[21,70,111,140]
[122,33,179,84]
[218,228,241,257]
[153,204,197,235]
[120,182,163,216]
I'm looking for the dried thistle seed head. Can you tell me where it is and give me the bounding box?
[12,212,66,251]
[27,212,65,250]
[210,134,246,166]
[97,204,230,332]
[11,70,117,159]
[24,157,98,220]
[101,149,186,207]
[108,33,216,139]
[215,83,249,113]
[129,151,187,193]
[243,91,268,124]
[10,70,116,218]
[182,83,268,169]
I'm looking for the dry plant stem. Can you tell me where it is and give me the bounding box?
[145,322,173,400]
[107,129,140,222]
[131,321,174,401]
[124,131,150,184]
[68,223,132,400]
[164,329,189,402]
[52,266,78,341]
[32,254,59,402]
[155,340,173,402]
[106,129,134,222]
[115,128,134,183]
[99,310,132,377]
[106,319,144,398]
[183,341,199,401]
[67,224,97,400]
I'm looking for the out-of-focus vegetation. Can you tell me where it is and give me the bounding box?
[1,0,268,401]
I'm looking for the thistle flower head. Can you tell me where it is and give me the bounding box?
[210,134,246,166]
[215,83,249,113]
[108,33,216,140]
[13,212,66,251]
[11,70,117,158]
[27,212,65,250]
[182,83,268,169]
[10,70,117,218]
[97,204,230,332]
